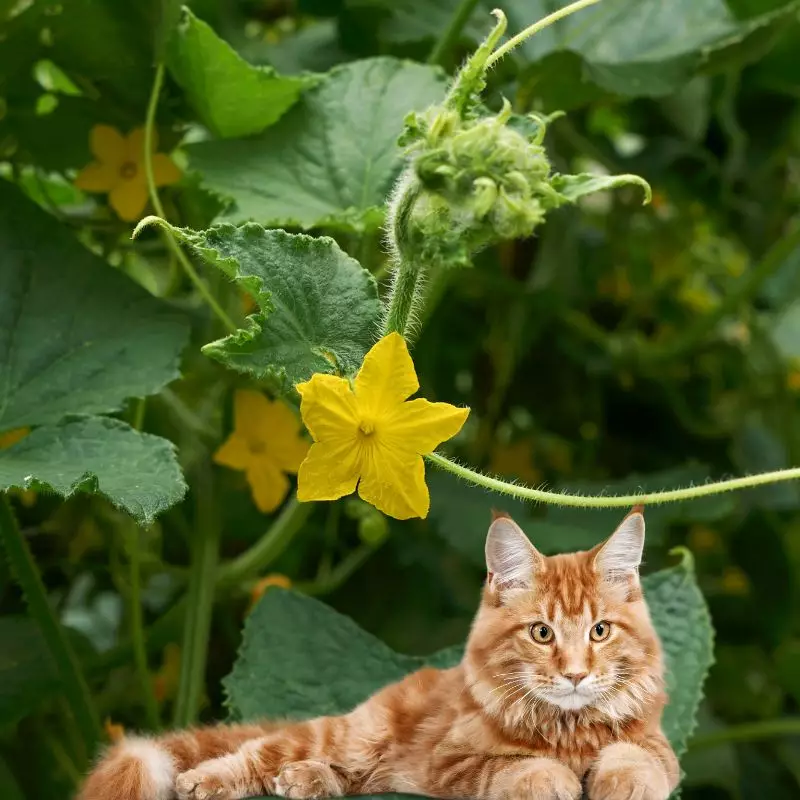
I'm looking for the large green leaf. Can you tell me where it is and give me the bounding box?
[159,220,381,390]
[0,182,189,431]
[188,58,446,230]
[0,616,60,729]
[645,551,715,757]
[362,0,799,101]
[166,7,316,138]
[429,466,733,569]
[226,556,713,797]
[0,418,186,524]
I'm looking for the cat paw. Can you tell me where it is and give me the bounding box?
[274,760,346,799]
[587,743,670,800]
[514,759,582,800]
[175,768,229,800]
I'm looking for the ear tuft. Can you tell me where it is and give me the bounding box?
[594,510,645,580]
[491,508,511,521]
[485,516,540,592]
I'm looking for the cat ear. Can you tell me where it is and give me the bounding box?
[485,515,542,593]
[593,507,645,581]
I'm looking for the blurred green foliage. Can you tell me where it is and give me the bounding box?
[3,1,800,798]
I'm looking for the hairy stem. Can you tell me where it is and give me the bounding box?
[426,452,800,508]
[0,494,101,759]
[383,179,427,340]
[688,717,800,751]
[143,64,237,333]
[173,467,221,727]
[486,0,601,67]
[428,0,482,66]
[216,497,313,590]
[383,257,427,341]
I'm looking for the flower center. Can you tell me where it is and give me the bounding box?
[248,440,267,455]
[119,161,138,180]
[359,418,376,436]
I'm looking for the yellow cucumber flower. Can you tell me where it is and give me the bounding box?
[74,124,181,221]
[214,390,310,513]
[296,333,469,520]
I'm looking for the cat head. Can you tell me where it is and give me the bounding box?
[465,509,663,725]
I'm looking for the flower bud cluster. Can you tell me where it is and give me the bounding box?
[392,100,565,268]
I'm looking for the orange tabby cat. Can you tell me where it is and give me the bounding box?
[79,508,679,800]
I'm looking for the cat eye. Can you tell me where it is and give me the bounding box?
[529,623,554,644]
[590,621,611,642]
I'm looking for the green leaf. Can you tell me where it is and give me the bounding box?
[226,555,713,794]
[188,57,446,230]
[0,182,189,431]
[158,220,381,390]
[0,616,60,729]
[166,7,316,138]
[364,0,799,101]
[646,550,715,757]
[549,173,652,205]
[0,418,186,524]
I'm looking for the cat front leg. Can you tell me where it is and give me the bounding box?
[430,754,582,800]
[488,757,582,800]
[586,738,678,800]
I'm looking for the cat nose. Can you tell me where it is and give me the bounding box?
[563,672,588,686]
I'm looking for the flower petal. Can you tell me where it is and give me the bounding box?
[258,400,310,473]
[151,153,182,187]
[358,442,429,520]
[385,398,469,454]
[233,390,273,435]
[296,374,359,442]
[126,126,155,162]
[213,432,252,471]
[74,161,119,193]
[90,124,126,165]
[109,179,148,221]
[246,460,290,513]
[354,332,419,416]
[297,439,360,502]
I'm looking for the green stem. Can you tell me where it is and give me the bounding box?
[688,718,800,751]
[486,0,601,66]
[216,497,313,590]
[383,257,426,340]
[383,180,426,340]
[427,0,482,66]
[0,494,101,758]
[298,542,383,597]
[426,452,800,508]
[130,397,146,430]
[128,524,161,729]
[143,64,237,334]
[173,467,221,727]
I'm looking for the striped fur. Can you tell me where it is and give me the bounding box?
[79,510,678,800]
